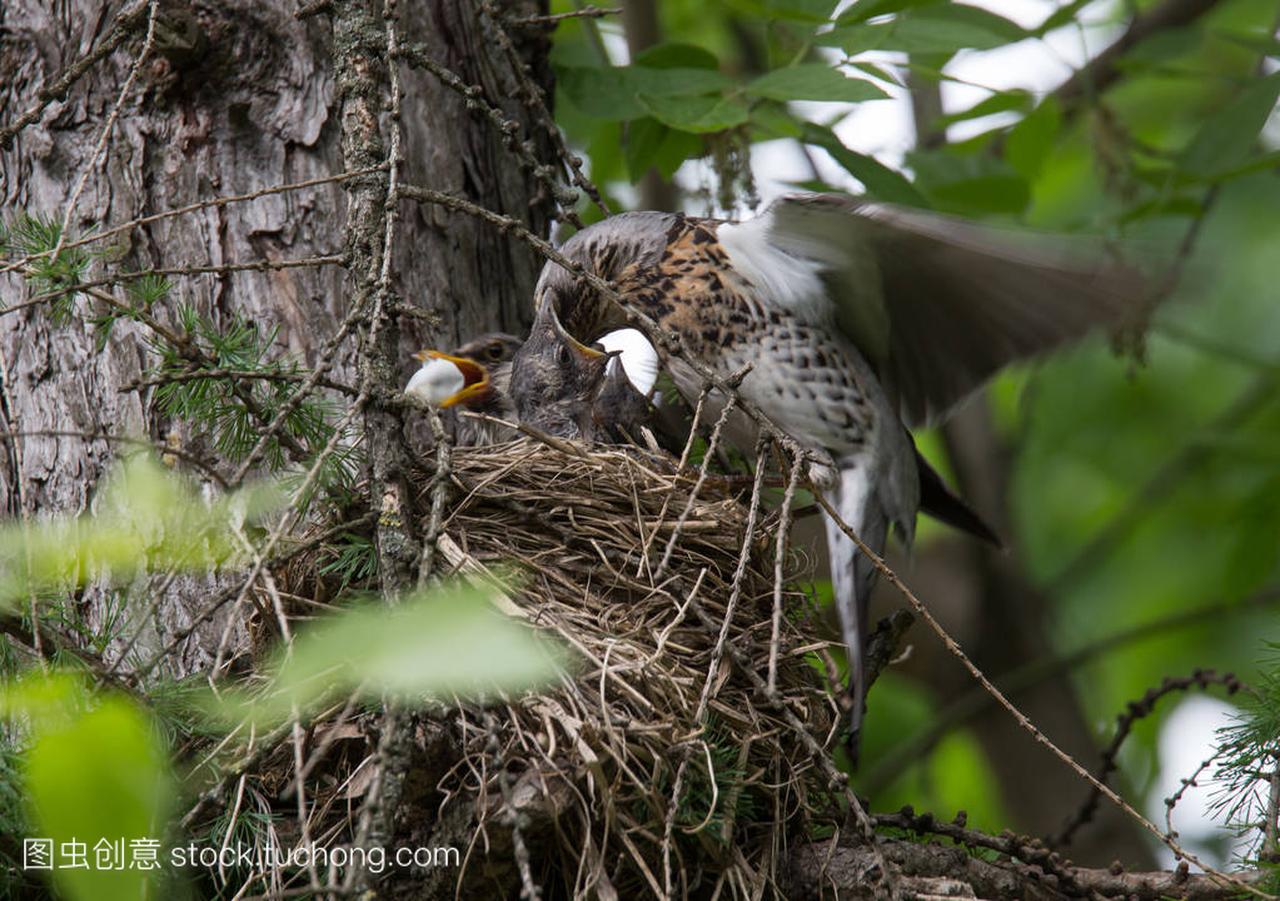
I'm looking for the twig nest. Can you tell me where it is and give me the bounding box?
[278,438,841,895]
[419,439,840,894]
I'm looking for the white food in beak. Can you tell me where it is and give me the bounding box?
[596,328,659,396]
[405,357,465,406]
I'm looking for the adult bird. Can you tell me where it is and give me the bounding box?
[405,333,521,444]
[534,193,1146,760]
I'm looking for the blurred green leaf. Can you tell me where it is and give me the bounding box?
[0,455,284,609]
[1115,26,1203,69]
[746,64,890,102]
[727,0,840,24]
[803,123,930,206]
[1213,29,1280,58]
[12,677,173,901]
[213,581,561,727]
[625,118,703,181]
[847,59,905,86]
[936,90,1032,127]
[1178,72,1280,178]
[632,42,721,70]
[638,93,750,133]
[1032,0,1090,36]
[1004,97,1061,179]
[927,173,1030,214]
[824,4,1025,55]
[557,65,733,121]
[835,0,940,27]
[749,101,807,140]
[910,150,1029,214]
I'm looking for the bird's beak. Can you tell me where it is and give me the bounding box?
[410,350,489,408]
[540,301,607,365]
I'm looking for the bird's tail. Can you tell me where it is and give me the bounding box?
[822,466,889,766]
[914,448,1001,547]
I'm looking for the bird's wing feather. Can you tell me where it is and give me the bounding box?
[763,194,1146,427]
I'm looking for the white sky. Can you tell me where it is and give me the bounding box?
[1147,695,1255,869]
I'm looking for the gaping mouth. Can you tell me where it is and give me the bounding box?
[411,350,490,408]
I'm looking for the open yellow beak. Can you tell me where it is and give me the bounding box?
[409,350,490,408]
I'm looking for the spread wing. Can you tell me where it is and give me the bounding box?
[763,193,1148,427]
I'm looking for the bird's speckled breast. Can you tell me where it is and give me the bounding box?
[609,216,877,456]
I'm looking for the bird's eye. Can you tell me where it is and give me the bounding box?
[556,344,571,367]
[487,343,504,361]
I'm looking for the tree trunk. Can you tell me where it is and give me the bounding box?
[0,0,552,675]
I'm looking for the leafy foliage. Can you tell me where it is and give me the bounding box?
[148,308,340,473]
[1210,643,1280,860]
[208,581,561,728]
[0,456,284,610]
[0,461,557,899]
[0,214,92,324]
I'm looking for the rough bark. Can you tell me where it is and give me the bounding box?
[0,0,552,675]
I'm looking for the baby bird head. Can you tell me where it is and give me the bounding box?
[404,332,521,411]
[405,349,492,409]
[510,299,618,439]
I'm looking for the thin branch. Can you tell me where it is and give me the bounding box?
[53,0,160,263]
[477,0,610,217]
[0,167,386,278]
[1,254,347,321]
[864,586,1280,795]
[769,452,805,694]
[0,428,228,488]
[395,43,581,225]
[1057,670,1244,848]
[1052,0,1226,112]
[123,368,356,398]
[505,6,621,28]
[0,1,150,150]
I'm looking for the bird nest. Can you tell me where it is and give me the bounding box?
[275,437,845,898]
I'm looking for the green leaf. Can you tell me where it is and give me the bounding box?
[936,90,1032,127]
[0,456,285,608]
[214,581,561,726]
[824,4,1025,55]
[749,101,807,140]
[1213,29,1280,59]
[1032,0,1090,36]
[1004,96,1061,179]
[17,683,172,901]
[835,0,941,27]
[803,124,930,207]
[1114,26,1203,69]
[928,174,1029,214]
[637,93,749,133]
[1178,72,1280,178]
[625,117,703,181]
[847,60,904,87]
[728,0,841,24]
[910,150,1029,215]
[746,64,889,102]
[557,65,733,121]
[632,42,720,70]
